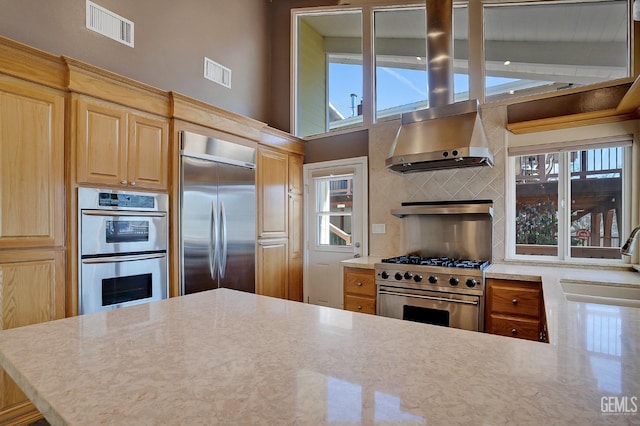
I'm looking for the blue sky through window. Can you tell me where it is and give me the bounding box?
[329,62,520,119]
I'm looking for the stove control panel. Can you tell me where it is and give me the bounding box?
[375,268,484,295]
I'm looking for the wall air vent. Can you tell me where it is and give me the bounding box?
[86,1,134,47]
[204,57,232,89]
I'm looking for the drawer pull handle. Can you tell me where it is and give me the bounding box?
[511,328,517,335]
[121,180,127,185]
[357,282,363,286]
[357,305,362,310]
[512,299,518,305]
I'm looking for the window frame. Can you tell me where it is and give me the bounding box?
[506,136,634,265]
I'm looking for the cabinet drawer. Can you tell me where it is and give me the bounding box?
[344,268,376,297]
[344,295,376,315]
[491,285,540,317]
[488,314,540,341]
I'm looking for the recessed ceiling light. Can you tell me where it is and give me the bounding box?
[504,60,511,66]
[416,57,422,61]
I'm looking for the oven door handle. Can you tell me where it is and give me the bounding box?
[81,252,166,264]
[82,210,166,217]
[378,290,479,305]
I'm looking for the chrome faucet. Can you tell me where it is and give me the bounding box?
[621,226,640,256]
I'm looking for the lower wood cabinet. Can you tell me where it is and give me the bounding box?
[256,239,288,299]
[0,249,65,425]
[485,278,547,342]
[343,267,376,315]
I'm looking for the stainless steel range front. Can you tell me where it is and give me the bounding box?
[376,200,493,332]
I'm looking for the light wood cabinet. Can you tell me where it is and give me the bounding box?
[257,146,288,239]
[257,239,289,299]
[485,278,547,342]
[75,96,169,191]
[343,267,376,315]
[0,74,66,424]
[287,154,304,302]
[0,249,65,425]
[0,76,65,250]
[256,147,302,302]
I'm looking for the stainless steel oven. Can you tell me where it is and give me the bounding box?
[375,261,485,332]
[375,200,493,332]
[78,188,168,314]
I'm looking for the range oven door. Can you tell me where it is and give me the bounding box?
[80,210,167,256]
[377,285,482,332]
[80,252,168,315]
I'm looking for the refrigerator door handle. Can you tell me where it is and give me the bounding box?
[209,200,219,280]
[219,201,228,278]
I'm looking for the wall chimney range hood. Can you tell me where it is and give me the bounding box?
[385,0,493,173]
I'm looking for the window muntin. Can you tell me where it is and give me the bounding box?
[513,145,628,261]
[484,0,628,102]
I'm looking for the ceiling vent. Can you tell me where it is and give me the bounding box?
[204,57,232,89]
[86,1,134,47]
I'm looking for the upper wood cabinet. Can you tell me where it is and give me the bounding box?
[0,75,65,250]
[75,96,169,191]
[257,146,289,239]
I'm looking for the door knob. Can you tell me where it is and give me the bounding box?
[354,242,361,248]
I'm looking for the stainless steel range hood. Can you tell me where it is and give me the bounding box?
[386,100,493,173]
[385,0,493,174]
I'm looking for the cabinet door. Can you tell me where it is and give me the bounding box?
[0,77,64,249]
[76,97,128,187]
[288,192,303,302]
[287,154,303,301]
[128,113,169,190]
[257,147,288,239]
[0,250,65,424]
[256,239,288,299]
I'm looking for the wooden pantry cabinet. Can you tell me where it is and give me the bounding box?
[74,95,169,191]
[0,69,66,424]
[255,145,304,302]
[343,267,376,315]
[485,278,547,342]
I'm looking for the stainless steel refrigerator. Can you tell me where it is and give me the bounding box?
[180,131,256,294]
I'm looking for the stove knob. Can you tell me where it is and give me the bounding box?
[413,275,423,282]
[428,275,438,284]
[449,277,459,286]
[404,272,413,280]
[380,271,389,279]
[394,272,403,281]
[466,278,478,288]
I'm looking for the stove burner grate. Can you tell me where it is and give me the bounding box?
[381,256,489,270]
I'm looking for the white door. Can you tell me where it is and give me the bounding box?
[303,157,368,308]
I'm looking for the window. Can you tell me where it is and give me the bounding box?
[484,0,628,102]
[296,11,363,137]
[315,175,354,247]
[511,141,630,261]
[293,1,631,137]
[374,8,427,121]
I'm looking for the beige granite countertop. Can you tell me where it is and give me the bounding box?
[0,281,639,424]
[340,256,384,269]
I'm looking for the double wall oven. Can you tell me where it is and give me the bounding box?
[78,188,168,315]
[375,200,493,332]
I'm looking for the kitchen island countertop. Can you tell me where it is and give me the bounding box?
[0,279,639,424]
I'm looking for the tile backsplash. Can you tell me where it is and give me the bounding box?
[368,104,507,261]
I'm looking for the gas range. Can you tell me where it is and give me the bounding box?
[374,255,489,297]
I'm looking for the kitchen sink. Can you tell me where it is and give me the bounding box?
[560,279,640,308]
